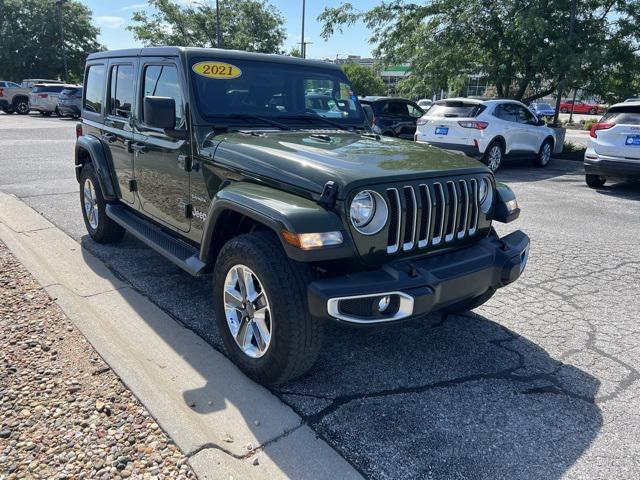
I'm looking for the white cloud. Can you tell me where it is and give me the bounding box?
[120,3,148,10]
[95,16,126,29]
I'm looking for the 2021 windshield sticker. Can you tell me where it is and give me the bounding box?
[192,61,242,79]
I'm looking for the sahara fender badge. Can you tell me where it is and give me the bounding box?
[192,61,242,79]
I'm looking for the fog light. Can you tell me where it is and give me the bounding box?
[378,295,391,312]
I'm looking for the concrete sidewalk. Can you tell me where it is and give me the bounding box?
[0,191,362,480]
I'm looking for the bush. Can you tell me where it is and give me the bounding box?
[563,141,586,153]
[583,119,597,131]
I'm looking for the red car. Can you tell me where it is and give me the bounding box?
[559,100,604,115]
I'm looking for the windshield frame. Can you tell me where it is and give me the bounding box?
[188,56,368,129]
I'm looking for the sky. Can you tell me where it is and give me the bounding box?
[84,0,375,60]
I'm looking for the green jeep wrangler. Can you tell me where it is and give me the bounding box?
[75,47,529,385]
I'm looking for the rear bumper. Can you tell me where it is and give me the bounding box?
[584,153,640,179]
[57,105,80,116]
[308,230,530,324]
[416,140,482,158]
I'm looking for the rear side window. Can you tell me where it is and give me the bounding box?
[109,65,135,119]
[142,65,184,126]
[426,101,484,118]
[84,65,105,114]
[601,106,640,125]
[382,101,409,116]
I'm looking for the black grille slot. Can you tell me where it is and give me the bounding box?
[418,184,431,247]
[386,189,401,253]
[402,186,416,250]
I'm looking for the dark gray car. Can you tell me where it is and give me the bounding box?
[57,86,83,118]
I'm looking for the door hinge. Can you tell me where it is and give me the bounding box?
[177,154,192,172]
[128,179,137,192]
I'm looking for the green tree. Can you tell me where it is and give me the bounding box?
[342,63,386,96]
[129,0,286,53]
[0,0,101,82]
[319,1,640,103]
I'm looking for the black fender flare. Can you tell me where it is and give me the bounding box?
[11,95,28,107]
[199,182,354,264]
[494,182,520,223]
[75,135,118,201]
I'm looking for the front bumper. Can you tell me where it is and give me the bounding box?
[584,154,640,179]
[308,230,529,324]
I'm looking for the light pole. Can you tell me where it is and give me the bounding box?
[300,0,306,58]
[216,0,221,48]
[55,0,68,82]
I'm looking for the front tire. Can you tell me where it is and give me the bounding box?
[560,107,569,113]
[15,99,29,115]
[213,232,323,385]
[585,174,606,188]
[482,141,503,172]
[534,139,553,167]
[79,164,125,243]
[589,108,597,115]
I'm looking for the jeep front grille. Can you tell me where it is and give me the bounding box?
[386,178,481,254]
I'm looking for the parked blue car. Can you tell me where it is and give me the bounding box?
[530,102,555,118]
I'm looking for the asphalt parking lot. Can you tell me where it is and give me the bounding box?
[2,113,640,479]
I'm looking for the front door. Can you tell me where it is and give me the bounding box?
[105,61,137,204]
[133,60,191,232]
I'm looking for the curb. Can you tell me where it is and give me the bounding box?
[0,191,362,480]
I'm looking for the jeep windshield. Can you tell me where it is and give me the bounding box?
[189,57,366,129]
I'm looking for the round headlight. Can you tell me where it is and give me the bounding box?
[350,191,376,228]
[350,190,388,235]
[479,178,493,213]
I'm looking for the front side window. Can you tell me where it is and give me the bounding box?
[84,65,105,114]
[515,106,536,124]
[190,58,365,126]
[109,65,134,119]
[142,65,184,126]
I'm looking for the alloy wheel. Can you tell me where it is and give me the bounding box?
[17,102,28,114]
[487,145,502,171]
[540,143,552,165]
[223,264,272,358]
[83,178,99,230]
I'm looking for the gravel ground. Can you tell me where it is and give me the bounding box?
[0,241,196,480]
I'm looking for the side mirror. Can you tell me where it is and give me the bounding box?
[144,96,176,130]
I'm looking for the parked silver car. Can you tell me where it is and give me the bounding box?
[57,86,83,118]
[29,83,74,116]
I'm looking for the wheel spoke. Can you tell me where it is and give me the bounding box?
[224,286,244,309]
[243,269,258,302]
[235,316,252,348]
[253,292,267,310]
[253,309,271,346]
[251,321,266,351]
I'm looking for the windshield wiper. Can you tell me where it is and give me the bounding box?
[275,113,357,132]
[207,113,291,130]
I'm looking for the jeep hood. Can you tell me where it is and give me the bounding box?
[207,131,487,198]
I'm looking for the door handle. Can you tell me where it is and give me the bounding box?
[131,143,148,153]
[101,133,116,143]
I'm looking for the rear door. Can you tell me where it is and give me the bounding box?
[133,59,191,232]
[594,105,640,160]
[105,60,137,204]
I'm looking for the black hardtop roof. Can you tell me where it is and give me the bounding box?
[87,46,341,71]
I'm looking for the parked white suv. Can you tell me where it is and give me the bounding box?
[584,101,640,188]
[415,98,556,171]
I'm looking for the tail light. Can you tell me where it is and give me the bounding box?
[0,88,4,97]
[75,123,83,138]
[371,115,379,125]
[458,121,489,130]
[416,117,428,126]
[38,93,48,99]
[589,122,613,138]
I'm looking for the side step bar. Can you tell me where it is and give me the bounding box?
[106,204,207,276]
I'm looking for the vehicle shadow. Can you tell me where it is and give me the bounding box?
[79,236,603,480]
[495,159,584,183]
[591,180,640,200]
